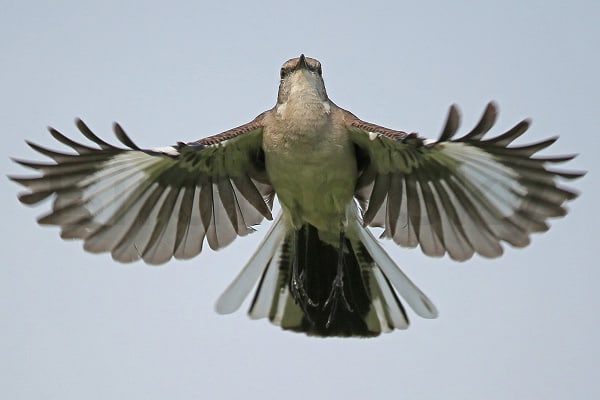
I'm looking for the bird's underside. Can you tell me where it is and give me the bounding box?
[11,55,584,337]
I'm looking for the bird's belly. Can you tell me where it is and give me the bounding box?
[264,134,357,232]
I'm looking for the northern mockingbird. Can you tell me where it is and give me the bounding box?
[11,54,583,337]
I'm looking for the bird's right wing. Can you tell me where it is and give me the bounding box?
[11,113,274,265]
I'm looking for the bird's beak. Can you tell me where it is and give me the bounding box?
[296,54,308,71]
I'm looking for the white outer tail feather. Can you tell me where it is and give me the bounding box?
[215,213,286,314]
[352,211,439,319]
[215,203,438,321]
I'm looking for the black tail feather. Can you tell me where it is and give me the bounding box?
[249,223,407,337]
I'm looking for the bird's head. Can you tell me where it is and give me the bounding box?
[277,54,328,105]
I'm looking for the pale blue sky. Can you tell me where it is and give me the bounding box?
[2,1,598,399]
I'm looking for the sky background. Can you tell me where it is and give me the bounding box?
[1,1,598,399]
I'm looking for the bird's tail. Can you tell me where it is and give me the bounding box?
[215,206,438,337]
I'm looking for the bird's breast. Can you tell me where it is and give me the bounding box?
[262,108,358,231]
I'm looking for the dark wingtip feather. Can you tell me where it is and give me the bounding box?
[7,174,24,185]
[9,174,37,186]
[549,169,587,180]
[113,122,140,150]
[25,140,74,160]
[560,186,581,200]
[437,104,460,142]
[17,190,53,205]
[460,101,498,141]
[25,140,40,151]
[48,126,97,153]
[10,158,46,171]
[509,136,559,157]
[484,119,531,146]
[538,154,578,163]
[76,118,117,149]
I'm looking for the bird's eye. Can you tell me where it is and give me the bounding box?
[280,68,290,79]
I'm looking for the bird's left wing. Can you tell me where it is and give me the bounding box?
[11,113,274,265]
[344,102,584,261]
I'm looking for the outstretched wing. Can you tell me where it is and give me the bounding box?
[11,113,274,265]
[345,102,584,261]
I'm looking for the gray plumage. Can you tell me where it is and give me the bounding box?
[11,55,584,337]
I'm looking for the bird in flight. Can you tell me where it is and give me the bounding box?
[11,55,583,337]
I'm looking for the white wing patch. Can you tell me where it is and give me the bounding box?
[151,146,180,156]
[443,142,526,217]
[79,153,160,225]
[368,131,379,141]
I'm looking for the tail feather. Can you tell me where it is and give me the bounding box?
[215,214,286,315]
[354,220,439,319]
[254,224,385,336]
[215,209,437,337]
